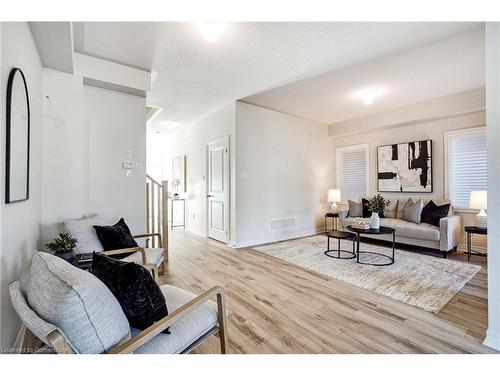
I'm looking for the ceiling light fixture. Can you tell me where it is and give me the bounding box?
[199,22,225,43]
[354,88,384,106]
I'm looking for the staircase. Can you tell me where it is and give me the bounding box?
[146,175,169,259]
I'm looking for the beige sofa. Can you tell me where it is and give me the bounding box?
[338,198,461,258]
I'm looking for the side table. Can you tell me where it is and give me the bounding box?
[464,226,487,261]
[325,212,340,232]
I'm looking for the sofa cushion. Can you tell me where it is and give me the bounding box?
[122,248,164,266]
[132,285,218,354]
[63,214,104,254]
[347,200,363,217]
[93,218,139,254]
[381,218,440,241]
[362,198,372,218]
[425,198,454,216]
[421,200,451,227]
[383,199,398,218]
[27,251,130,354]
[401,198,423,224]
[91,253,170,333]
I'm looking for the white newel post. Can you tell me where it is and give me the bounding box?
[484,22,500,351]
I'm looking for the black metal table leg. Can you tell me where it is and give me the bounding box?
[392,232,395,261]
[467,232,471,261]
[356,234,360,263]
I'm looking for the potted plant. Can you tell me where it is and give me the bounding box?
[368,194,390,229]
[46,233,78,263]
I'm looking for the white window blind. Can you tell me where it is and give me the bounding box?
[336,144,369,202]
[446,127,487,209]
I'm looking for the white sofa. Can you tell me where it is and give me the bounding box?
[339,198,461,258]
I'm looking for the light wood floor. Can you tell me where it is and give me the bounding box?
[159,231,495,354]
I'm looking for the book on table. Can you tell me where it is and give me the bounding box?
[351,223,370,230]
[77,253,93,263]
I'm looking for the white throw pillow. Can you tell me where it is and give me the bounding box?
[64,214,104,254]
[27,251,131,353]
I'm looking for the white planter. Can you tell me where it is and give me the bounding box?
[370,212,380,229]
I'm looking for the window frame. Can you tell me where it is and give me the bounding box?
[444,126,487,212]
[335,143,370,202]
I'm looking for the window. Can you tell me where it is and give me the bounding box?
[336,144,370,202]
[445,127,487,209]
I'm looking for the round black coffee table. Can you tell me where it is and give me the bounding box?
[346,225,396,266]
[325,231,357,259]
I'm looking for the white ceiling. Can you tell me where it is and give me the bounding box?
[243,29,485,125]
[72,22,484,131]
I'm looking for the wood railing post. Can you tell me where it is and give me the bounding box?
[146,182,151,248]
[162,180,169,262]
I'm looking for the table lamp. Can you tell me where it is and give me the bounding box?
[328,189,341,213]
[469,190,487,228]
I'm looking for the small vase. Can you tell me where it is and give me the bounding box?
[370,212,380,229]
[56,251,75,263]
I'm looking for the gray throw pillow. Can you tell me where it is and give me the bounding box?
[401,198,424,224]
[348,200,363,217]
[27,251,131,353]
[64,214,104,254]
[383,200,398,218]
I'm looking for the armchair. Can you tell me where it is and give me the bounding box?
[63,215,168,281]
[9,252,229,354]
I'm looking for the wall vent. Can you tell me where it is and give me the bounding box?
[270,217,296,231]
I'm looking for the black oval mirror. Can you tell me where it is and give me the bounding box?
[6,68,30,203]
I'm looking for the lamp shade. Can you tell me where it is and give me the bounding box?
[328,189,341,203]
[469,190,487,210]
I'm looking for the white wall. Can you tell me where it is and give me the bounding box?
[235,102,334,248]
[484,22,500,351]
[41,68,147,243]
[0,22,43,349]
[147,103,236,243]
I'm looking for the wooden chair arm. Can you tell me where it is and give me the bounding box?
[134,233,163,248]
[109,286,227,354]
[101,247,147,265]
[47,330,74,354]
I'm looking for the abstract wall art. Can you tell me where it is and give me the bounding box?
[377,140,432,193]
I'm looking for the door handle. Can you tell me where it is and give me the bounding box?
[207,194,214,198]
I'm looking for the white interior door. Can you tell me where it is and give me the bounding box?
[207,136,230,243]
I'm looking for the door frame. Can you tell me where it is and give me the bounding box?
[206,135,230,244]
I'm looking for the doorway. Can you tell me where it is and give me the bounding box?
[206,136,230,243]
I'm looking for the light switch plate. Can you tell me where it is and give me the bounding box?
[122,162,134,169]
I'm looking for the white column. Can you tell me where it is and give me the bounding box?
[484,22,500,351]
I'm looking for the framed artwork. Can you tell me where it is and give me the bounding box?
[172,155,186,193]
[377,140,432,193]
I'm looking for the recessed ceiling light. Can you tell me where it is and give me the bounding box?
[362,94,375,105]
[354,88,384,106]
[199,22,225,43]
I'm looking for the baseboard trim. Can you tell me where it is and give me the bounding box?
[235,227,326,249]
[484,329,500,351]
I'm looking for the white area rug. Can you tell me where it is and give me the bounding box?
[253,235,481,313]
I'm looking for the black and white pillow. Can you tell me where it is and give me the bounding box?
[91,253,170,333]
